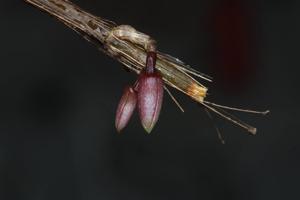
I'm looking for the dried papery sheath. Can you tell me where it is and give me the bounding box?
[23,0,208,104]
[137,72,164,133]
[115,86,137,132]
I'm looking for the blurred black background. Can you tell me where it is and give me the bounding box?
[0,0,299,199]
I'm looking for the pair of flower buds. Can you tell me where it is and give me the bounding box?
[115,52,164,133]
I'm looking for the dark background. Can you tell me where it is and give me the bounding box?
[0,0,299,199]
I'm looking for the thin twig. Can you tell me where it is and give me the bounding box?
[204,108,225,144]
[24,0,269,134]
[164,86,185,113]
[24,0,209,103]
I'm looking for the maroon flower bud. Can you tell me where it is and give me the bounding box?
[115,86,137,132]
[137,72,164,133]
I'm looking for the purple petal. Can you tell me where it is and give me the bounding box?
[137,72,164,133]
[115,86,137,132]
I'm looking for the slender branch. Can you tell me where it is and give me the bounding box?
[24,0,269,134]
[24,0,209,103]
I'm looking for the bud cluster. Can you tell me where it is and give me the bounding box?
[115,51,164,133]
